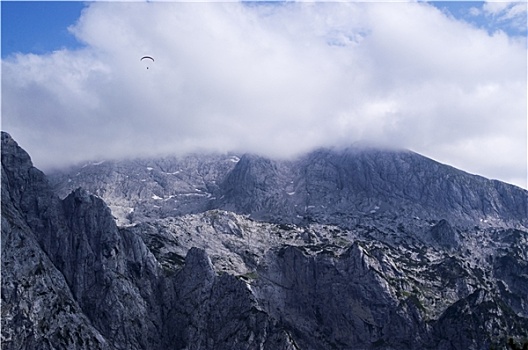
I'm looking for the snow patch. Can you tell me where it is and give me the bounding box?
[83,160,106,167]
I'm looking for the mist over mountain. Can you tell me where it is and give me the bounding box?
[2,131,528,349]
[4,2,527,189]
[50,144,527,228]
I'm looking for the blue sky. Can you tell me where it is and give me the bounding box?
[430,1,527,37]
[2,1,87,58]
[1,1,527,188]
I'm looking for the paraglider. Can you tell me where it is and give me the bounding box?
[140,56,154,69]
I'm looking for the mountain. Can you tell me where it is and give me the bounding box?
[215,148,527,226]
[2,131,528,349]
[1,133,294,349]
[50,146,527,229]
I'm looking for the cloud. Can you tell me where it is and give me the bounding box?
[483,1,526,19]
[2,2,526,188]
[482,1,527,34]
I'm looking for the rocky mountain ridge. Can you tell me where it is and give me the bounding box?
[2,131,528,349]
[50,146,527,229]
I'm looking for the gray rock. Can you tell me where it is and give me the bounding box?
[429,219,459,248]
[49,146,528,229]
[3,131,528,350]
[216,147,528,227]
[1,133,110,350]
[431,289,528,350]
[2,132,297,349]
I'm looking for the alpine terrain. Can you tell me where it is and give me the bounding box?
[2,131,527,349]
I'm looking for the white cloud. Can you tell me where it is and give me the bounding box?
[483,1,526,19]
[2,2,526,188]
[483,1,528,33]
[469,6,482,17]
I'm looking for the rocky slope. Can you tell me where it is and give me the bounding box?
[1,133,295,350]
[50,146,527,229]
[50,153,240,226]
[3,131,528,349]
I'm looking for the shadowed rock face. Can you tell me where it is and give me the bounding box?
[1,132,296,350]
[216,148,527,227]
[50,146,527,228]
[1,134,111,349]
[3,131,528,349]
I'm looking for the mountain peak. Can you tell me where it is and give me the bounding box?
[4,132,527,349]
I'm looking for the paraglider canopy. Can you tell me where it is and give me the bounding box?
[140,56,154,69]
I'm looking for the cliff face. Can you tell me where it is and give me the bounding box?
[3,131,528,349]
[50,146,527,229]
[1,133,111,349]
[216,148,527,226]
[1,133,293,350]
